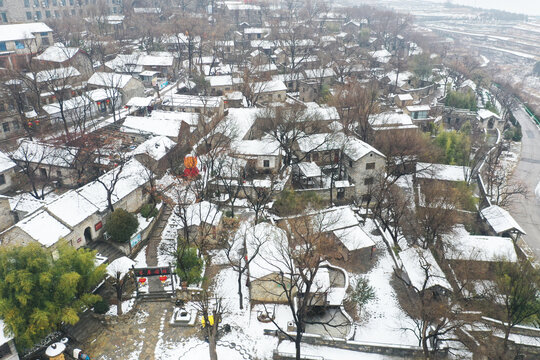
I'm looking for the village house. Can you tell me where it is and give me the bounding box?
[296,132,386,199]
[0,196,16,233]
[137,54,176,78]
[0,151,16,194]
[394,93,414,108]
[231,138,282,174]
[368,111,418,133]
[444,225,517,280]
[477,108,503,130]
[0,22,53,68]
[398,246,452,296]
[250,80,287,105]
[160,94,224,116]
[11,140,80,187]
[131,136,178,176]
[121,113,194,144]
[34,45,93,78]
[0,159,152,250]
[404,104,434,130]
[87,72,145,104]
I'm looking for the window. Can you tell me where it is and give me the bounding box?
[366,162,375,170]
[263,160,270,168]
[0,42,5,52]
[41,35,50,46]
[69,0,73,4]
[71,9,75,15]
[35,11,42,19]
[13,121,19,130]
[2,122,9,132]
[26,11,32,19]
[33,0,38,6]
[40,168,47,178]
[364,177,374,185]
[0,174,5,185]
[0,0,4,6]
[15,40,25,49]
[54,10,59,17]
[24,0,30,6]
[45,10,51,17]
[349,160,353,167]
[56,170,61,177]
[0,12,6,22]
[52,0,57,4]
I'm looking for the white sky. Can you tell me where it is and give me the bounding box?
[431,0,540,16]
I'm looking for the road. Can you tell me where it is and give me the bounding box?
[510,105,540,257]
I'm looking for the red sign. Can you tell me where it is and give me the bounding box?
[77,238,82,243]
[133,266,172,277]
[94,221,103,231]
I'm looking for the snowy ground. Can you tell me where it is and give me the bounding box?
[351,219,419,347]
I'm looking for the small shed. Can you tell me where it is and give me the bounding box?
[480,205,525,240]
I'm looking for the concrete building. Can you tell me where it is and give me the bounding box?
[0,22,52,68]
[0,0,122,24]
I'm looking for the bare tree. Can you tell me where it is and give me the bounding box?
[193,290,225,360]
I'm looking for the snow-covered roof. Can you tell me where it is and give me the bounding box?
[107,256,136,279]
[480,205,525,235]
[35,45,80,62]
[180,201,223,228]
[477,108,501,120]
[303,103,340,121]
[251,80,287,93]
[137,54,174,67]
[232,139,281,157]
[246,222,289,279]
[416,162,470,182]
[386,70,413,88]
[0,151,16,173]
[313,205,362,233]
[0,22,52,42]
[444,225,517,262]
[77,159,151,212]
[304,68,336,79]
[162,94,222,108]
[297,162,322,178]
[132,136,176,161]
[27,66,80,82]
[369,49,392,63]
[45,191,99,227]
[9,193,45,215]
[150,110,199,126]
[218,107,260,140]
[333,225,375,251]
[122,116,183,138]
[139,70,160,77]
[15,209,71,247]
[125,96,154,107]
[369,112,415,128]
[207,75,235,87]
[87,72,135,88]
[42,95,92,115]
[11,140,77,168]
[296,132,384,161]
[396,93,413,101]
[0,320,13,345]
[399,247,452,291]
[460,79,477,92]
[406,105,431,112]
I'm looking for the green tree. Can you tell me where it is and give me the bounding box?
[410,53,434,81]
[433,130,471,165]
[104,209,139,243]
[491,260,540,356]
[175,239,203,285]
[272,189,324,216]
[0,243,106,349]
[445,90,477,111]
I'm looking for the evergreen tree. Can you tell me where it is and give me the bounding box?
[0,243,106,349]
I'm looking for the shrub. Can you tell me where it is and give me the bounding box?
[140,203,158,219]
[175,242,204,285]
[93,298,110,314]
[104,209,139,243]
[351,276,376,310]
